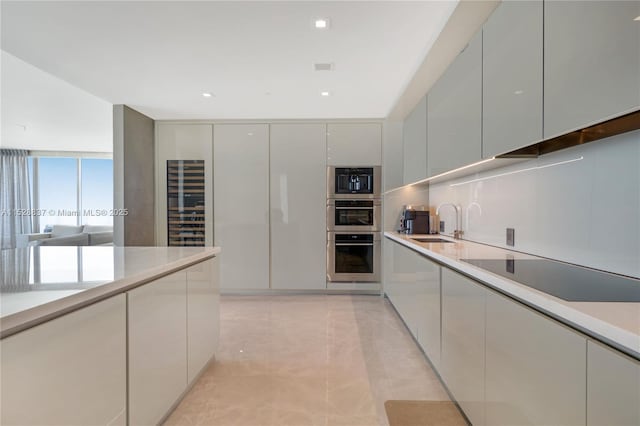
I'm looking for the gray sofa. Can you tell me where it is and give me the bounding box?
[18,225,114,247]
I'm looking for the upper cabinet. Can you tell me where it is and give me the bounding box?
[428,30,482,177]
[402,96,428,184]
[156,124,213,246]
[482,1,543,158]
[327,123,382,166]
[544,1,640,138]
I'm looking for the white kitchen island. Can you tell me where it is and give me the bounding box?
[0,245,221,426]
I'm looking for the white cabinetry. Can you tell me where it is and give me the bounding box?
[385,240,420,337]
[485,290,587,426]
[427,30,482,177]
[544,1,640,138]
[327,123,381,166]
[482,0,543,158]
[414,251,441,369]
[0,295,127,426]
[402,96,427,184]
[587,341,640,426]
[156,124,213,246]
[128,269,188,426]
[214,124,269,290]
[270,123,327,289]
[187,258,220,384]
[441,268,486,426]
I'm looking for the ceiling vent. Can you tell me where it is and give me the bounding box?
[314,63,334,71]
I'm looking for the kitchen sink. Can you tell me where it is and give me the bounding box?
[411,237,454,243]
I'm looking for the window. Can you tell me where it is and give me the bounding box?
[38,157,79,231]
[81,158,113,226]
[30,155,113,232]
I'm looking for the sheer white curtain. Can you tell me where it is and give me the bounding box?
[0,149,33,249]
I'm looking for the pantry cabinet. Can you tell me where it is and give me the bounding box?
[402,96,427,184]
[214,124,270,290]
[485,290,587,426]
[270,123,327,290]
[427,30,482,177]
[544,0,640,138]
[482,0,543,158]
[441,268,486,426]
[327,123,382,166]
[587,341,640,426]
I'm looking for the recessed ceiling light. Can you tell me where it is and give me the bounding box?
[202,92,213,98]
[314,18,329,29]
[514,90,524,95]
[314,63,334,71]
[320,91,331,97]
[634,15,640,21]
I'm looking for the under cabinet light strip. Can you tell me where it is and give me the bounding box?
[383,157,495,195]
[449,156,584,187]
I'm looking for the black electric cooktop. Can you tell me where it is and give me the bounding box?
[461,259,640,302]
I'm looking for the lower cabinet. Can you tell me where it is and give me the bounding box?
[128,269,188,426]
[187,258,220,384]
[0,295,127,426]
[441,268,487,426]
[587,340,640,426]
[385,238,639,426]
[414,252,441,369]
[485,291,586,426]
[129,259,219,425]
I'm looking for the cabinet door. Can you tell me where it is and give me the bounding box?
[327,123,382,166]
[441,268,486,426]
[485,291,586,426]
[403,96,427,184]
[214,124,269,290]
[187,258,220,384]
[270,123,327,289]
[544,1,640,138]
[128,270,187,426]
[0,295,127,426]
[385,241,420,337]
[482,0,543,158]
[156,124,213,246]
[414,254,441,369]
[428,30,482,177]
[587,341,640,426]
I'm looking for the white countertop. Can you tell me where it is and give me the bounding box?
[0,246,221,338]
[385,232,640,360]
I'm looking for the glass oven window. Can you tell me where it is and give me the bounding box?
[335,209,373,226]
[335,244,373,274]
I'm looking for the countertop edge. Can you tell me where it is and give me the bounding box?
[0,247,221,339]
[384,232,640,361]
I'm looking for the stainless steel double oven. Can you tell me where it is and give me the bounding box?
[326,166,381,282]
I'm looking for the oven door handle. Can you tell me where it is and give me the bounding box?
[334,243,375,246]
[334,207,374,210]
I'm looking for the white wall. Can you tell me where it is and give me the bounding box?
[429,131,640,278]
[1,51,112,152]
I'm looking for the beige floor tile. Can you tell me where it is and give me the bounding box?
[164,295,451,426]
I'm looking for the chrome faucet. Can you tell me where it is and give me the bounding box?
[436,203,463,239]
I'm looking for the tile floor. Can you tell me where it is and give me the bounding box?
[164,295,451,426]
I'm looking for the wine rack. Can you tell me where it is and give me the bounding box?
[167,160,206,246]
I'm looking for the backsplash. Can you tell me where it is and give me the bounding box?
[428,130,640,278]
[384,185,430,232]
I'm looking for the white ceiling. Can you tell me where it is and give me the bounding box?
[1,1,458,120]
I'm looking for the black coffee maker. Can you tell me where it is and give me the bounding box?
[400,205,430,234]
